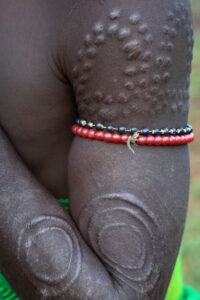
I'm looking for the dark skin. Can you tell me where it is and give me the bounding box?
[0,0,193,299]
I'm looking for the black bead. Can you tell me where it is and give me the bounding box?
[141,128,149,135]
[76,118,80,125]
[187,124,193,132]
[187,124,193,129]
[80,119,86,126]
[118,126,126,134]
[87,122,93,128]
[107,125,113,132]
[152,128,159,135]
[178,127,185,134]
[96,122,103,130]
[169,128,176,135]
[161,128,169,135]
[130,128,137,134]
[185,127,190,134]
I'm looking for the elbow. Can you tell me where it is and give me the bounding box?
[17,215,81,298]
[78,192,179,299]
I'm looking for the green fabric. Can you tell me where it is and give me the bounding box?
[0,198,199,300]
[166,254,183,300]
[181,286,200,300]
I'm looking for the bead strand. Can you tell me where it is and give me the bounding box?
[72,125,194,146]
[75,119,193,136]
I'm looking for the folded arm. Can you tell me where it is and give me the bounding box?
[0,0,193,299]
[0,128,122,300]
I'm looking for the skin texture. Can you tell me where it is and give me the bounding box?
[0,0,193,299]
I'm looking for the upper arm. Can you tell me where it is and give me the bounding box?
[62,1,193,298]
[62,0,193,129]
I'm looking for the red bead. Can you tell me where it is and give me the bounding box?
[104,132,112,142]
[186,134,190,143]
[154,136,162,146]
[77,126,83,136]
[184,134,189,143]
[186,134,192,143]
[112,133,121,143]
[88,129,96,139]
[146,135,154,145]
[82,128,89,138]
[187,134,191,143]
[168,136,176,145]
[180,135,187,144]
[162,136,169,145]
[95,131,104,141]
[190,133,194,142]
[121,134,129,144]
[137,136,147,145]
[175,135,181,144]
[72,124,78,134]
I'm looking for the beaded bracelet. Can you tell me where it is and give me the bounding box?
[72,119,194,152]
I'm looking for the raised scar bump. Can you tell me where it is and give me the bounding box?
[107,23,119,36]
[94,34,105,46]
[140,64,150,73]
[84,34,93,47]
[72,66,80,78]
[109,9,121,20]
[117,27,131,41]
[93,23,104,35]
[94,91,104,101]
[79,75,88,83]
[103,95,113,104]
[117,92,128,103]
[83,62,92,71]
[124,81,134,90]
[86,47,97,58]
[142,51,152,62]
[123,40,142,60]
[77,49,84,61]
[138,78,149,88]
[144,34,153,44]
[138,23,148,34]
[129,14,141,25]
[124,66,137,76]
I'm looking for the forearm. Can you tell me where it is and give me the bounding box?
[68,137,190,299]
[0,129,119,300]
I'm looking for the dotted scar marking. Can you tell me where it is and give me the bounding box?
[78,193,164,294]
[72,2,193,120]
[160,0,193,114]
[17,216,81,298]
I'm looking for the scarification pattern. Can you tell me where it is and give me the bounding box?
[72,1,193,121]
[160,1,193,114]
[17,216,81,297]
[78,193,164,294]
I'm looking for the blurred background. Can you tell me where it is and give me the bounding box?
[181,0,200,292]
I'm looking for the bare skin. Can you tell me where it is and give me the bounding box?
[0,0,193,299]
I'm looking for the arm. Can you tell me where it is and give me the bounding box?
[0,128,120,300]
[64,0,193,298]
[0,0,193,299]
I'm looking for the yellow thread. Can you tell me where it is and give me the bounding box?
[127,132,139,154]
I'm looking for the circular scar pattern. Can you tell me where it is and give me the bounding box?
[72,2,193,121]
[17,216,81,298]
[78,193,164,294]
